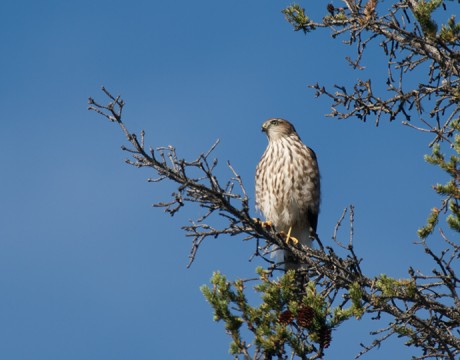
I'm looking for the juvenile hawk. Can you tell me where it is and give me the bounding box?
[255,118,320,270]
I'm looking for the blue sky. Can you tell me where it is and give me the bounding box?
[1,1,457,359]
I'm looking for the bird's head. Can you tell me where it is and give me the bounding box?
[261,118,297,141]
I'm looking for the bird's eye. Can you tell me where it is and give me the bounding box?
[271,120,279,126]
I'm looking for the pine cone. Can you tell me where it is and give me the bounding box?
[319,326,332,348]
[279,310,294,325]
[296,305,314,328]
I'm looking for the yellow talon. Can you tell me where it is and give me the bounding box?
[284,226,299,245]
[253,218,273,229]
[262,220,273,228]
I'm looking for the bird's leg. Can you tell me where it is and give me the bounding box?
[283,226,299,245]
[253,219,299,245]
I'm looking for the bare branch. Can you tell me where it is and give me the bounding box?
[89,86,460,359]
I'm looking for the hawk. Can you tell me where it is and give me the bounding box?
[255,118,320,270]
